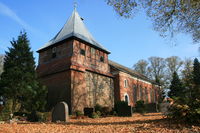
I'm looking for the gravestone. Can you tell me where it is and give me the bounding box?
[84,108,94,117]
[52,102,69,122]
[160,102,170,115]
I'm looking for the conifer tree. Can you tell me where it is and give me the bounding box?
[168,72,184,98]
[191,58,200,100]
[193,58,200,86]
[0,32,47,113]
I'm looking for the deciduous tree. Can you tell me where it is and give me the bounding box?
[133,59,149,77]
[106,0,200,42]
[148,57,165,84]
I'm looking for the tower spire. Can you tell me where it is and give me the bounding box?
[74,0,77,10]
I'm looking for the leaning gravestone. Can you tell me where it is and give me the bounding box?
[52,102,69,122]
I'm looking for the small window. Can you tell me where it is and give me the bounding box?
[52,47,57,58]
[80,49,85,56]
[91,48,95,55]
[124,79,128,88]
[100,56,104,62]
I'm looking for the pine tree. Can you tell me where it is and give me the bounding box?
[191,58,200,100]
[168,72,184,98]
[193,58,200,86]
[0,32,47,113]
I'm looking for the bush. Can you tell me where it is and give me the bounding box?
[0,100,12,121]
[75,110,83,117]
[168,98,200,124]
[115,101,132,117]
[101,107,112,116]
[145,103,157,113]
[135,100,146,114]
[95,104,103,112]
[96,111,101,116]
[90,112,99,118]
[27,111,50,122]
[84,108,94,117]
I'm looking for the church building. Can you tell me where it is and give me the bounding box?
[37,8,160,114]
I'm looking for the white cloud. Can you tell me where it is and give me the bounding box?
[0,2,36,32]
[0,2,48,39]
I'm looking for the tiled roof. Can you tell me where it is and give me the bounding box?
[109,60,158,84]
[37,9,110,53]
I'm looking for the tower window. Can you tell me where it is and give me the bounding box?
[80,49,85,56]
[100,56,104,62]
[52,47,57,58]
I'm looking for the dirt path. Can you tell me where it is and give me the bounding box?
[0,113,199,133]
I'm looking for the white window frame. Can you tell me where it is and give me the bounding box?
[124,79,128,88]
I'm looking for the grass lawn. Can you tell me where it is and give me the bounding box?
[0,113,199,133]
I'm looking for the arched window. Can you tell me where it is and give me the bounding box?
[124,93,129,104]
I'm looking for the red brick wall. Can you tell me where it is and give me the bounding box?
[40,71,72,113]
[112,71,160,107]
[37,38,113,114]
[72,40,109,74]
[38,40,73,65]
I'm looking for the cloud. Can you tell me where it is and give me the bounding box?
[0,2,48,39]
[0,2,36,32]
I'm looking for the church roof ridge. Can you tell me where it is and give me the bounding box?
[37,9,110,53]
[109,60,159,85]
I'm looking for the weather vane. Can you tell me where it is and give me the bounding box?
[74,0,77,10]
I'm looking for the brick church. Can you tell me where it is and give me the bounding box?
[37,8,160,114]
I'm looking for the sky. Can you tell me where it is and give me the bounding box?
[0,0,199,68]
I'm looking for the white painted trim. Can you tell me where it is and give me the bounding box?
[124,93,130,104]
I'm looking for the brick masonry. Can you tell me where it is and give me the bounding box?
[37,38,160,114]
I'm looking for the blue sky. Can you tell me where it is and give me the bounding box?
[0,0,199,67]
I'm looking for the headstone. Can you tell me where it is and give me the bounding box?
[160,102,170,115]
[84,108,94,117]
[52,102,69,122]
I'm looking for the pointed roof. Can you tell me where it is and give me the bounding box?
[37,9,110,53]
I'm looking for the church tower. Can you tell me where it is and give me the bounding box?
[37,8,114,114]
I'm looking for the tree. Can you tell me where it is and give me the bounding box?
[168,59,200,124]
[181,58,193,90]
[0,32,47,114]
[133,59,149,77]
[165,56,183,76]
[106,0,200,43]
[168,72,184,98]
[193,58,200,86]
[148,57,166,84]
[0,55,4,76]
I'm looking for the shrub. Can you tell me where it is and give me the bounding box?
[115,101,132,117]
[145,103,157,113]
[90,112,99,118]
[96,111,101,116]
[75,110,83,117]
[135,100,146,114]
[167,98,200,124]
[101,107,112,116]
[95,104,103,112]
[27,112,50,122]
[0,99,12,121]
[84,108,94,117]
